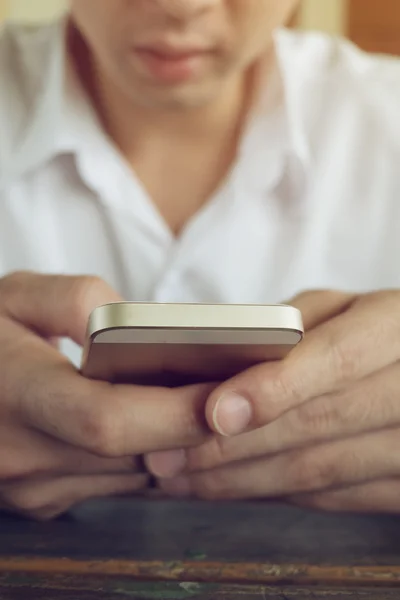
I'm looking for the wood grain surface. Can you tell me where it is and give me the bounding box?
[2,499,400,599]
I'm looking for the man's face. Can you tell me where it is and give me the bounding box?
[70,0,299,109]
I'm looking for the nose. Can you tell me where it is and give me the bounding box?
[149,0,220,19]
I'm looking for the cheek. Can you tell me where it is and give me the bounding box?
[71,2,123,63]
[71,0,124,41]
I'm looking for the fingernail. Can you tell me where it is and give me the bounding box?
[146,450,187,478]
[213,393,253,437]
[159,476,191,498]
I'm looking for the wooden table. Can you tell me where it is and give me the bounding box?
[1,499,400,599]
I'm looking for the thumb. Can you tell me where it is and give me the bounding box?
[0,271,122,346]
[204,290,359,436]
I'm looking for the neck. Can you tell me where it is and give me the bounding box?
[99,77,247,158]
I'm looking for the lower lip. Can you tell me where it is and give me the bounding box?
[134,49,210,84]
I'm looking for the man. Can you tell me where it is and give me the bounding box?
[0,0,400,520]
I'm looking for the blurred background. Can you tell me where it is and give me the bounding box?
[0,0,399,56]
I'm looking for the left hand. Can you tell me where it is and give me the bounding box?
[147,290,400,513]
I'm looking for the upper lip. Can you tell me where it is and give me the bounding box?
[134,42,212,58]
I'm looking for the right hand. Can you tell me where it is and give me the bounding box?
[0,272,211,520]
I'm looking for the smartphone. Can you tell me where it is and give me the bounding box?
[81,302,303,386]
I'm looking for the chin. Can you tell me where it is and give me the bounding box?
[128,79,225,111]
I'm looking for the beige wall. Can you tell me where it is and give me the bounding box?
[7,0,66,20]
[2,0,347,36]
[0,0,7,21]
[300,0,347,35]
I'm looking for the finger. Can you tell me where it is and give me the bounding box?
[291,479,400,514]
[287,290,357,330]
[159,428,400,500]
[0,271,121,345]
[16,355,212,455]
[205,291,400,436]
[0,473,149,521]
[1,307,212,458]
[0,423,146,481]
[257,361,400,458]
[59,451,144,476]
[180,362,400,473]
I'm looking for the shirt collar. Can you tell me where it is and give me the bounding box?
[7,21,312,192]
[235,28,312,197]
[5,16,77,182]
[274,28,313,170]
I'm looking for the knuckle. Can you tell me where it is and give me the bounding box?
[335,388,376,428]
[290,452,341,493]
[326,329,359,384]
[246,362,303,424]
[269,362,305,414]
[294,397,341,437]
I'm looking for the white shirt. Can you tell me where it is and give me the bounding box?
[1,18,400,314]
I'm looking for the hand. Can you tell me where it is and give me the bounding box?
[0,272,210,520]
[148,291,400,513]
